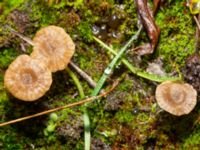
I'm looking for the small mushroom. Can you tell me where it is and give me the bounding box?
[155,81,197,116]
[4,55,52,101]
[31,25,75,72]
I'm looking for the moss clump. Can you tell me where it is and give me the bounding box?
[0,82,9,123]
[49,0,84,9]
[0,86,8,104]
[0,0,199,149]
[27,1,61,27]
[77,21,93,42]
[115,110,134,123]
[182,122,200,149]
[0,48,18,69]
[0,0,25,16]
[156,1,195,71]
[0,130,25,150]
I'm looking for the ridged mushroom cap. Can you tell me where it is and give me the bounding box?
[4,55,52,101]
[31,25,75,72]
[155,81,197,116]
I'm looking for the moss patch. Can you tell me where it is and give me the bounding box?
[0,0,199,149]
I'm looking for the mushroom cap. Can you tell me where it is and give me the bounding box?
[4,55,52,101]
[31,25,75,72]
[155,81,197,116]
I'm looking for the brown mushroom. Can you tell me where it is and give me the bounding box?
[4,55,52,101]
[31,25,75,72]
[155,81,197,116]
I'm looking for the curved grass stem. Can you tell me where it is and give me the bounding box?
[91,27,142,96]
[93,36,181,82]
[67,68,91,150]
[66,68,85,98]
[82,28,142,150]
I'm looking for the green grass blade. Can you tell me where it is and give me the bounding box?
[93,36,181,82]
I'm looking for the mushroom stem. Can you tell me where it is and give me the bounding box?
[0,80,118,127]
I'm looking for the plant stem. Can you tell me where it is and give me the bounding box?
[69,62,97,88]
[85,28,142,150]
[66,68,90,150]
[91,27,142,96]
[83,111,90,150]
[93,36,181,82]
[66,68,85,98]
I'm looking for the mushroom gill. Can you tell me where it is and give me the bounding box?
[4,55,52,101]
[31,25,75,72]
[155,81,197,116]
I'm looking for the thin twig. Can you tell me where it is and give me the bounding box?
[0,80,118,127]
[194,15,200,31]
[194,14,200,53]
[69,62,97,88]
[5,25,34,46]
[6,26,97,88]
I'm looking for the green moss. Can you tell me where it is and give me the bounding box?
[115,110,134,123]
[49,0,84,9]
[156,1,195,71]
[0,133,24,149]
[136,113,149,124]
[77,21,93,42]
[0,82,9,122]
[0,90,8,103]
[0,48,18,69]
[0,0,25,16]
[183,125,200,149]
[0,0,199,149]
[28,1,60,27]
[117,78,133,91]
[3,0,24,8]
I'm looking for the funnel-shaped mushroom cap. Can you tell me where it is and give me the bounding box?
[4,55,52,101]
[155,81,197,116]
[31,25,75,72]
